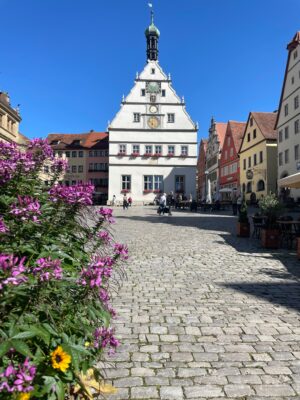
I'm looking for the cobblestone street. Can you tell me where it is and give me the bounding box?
[104,206,300,400]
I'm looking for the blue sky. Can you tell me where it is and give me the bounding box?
[1,0,300,142]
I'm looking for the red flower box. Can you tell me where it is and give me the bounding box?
[131,153,140,157]
[143,153,152,157]
[152,153,162,157]
[180,154,187,157]
[143,189,152,193]
[153,189,161,193]
[167,153,174,157]
[117,152,126,157]
[121,189,130,193]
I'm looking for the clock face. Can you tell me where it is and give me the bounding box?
[146,81,161,94]
[149,105,158,114]
[148,116,160,129]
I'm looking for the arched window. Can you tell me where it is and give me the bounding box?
[257,180,265,192]
[246,182,252,193]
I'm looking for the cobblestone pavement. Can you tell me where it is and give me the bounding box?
[103,206,300,400]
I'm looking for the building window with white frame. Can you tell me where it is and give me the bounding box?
[145,145,153,155]
[79,151,84,158]
[154,175,163,191]
[167,113,175,123]
[132,144,140,154]
[295,119,299,134]
[284,104,289,116]
[168,145,175,155]
[181,146,188,156]
[175,175,185,193]
[295,145,299,160]
[284,149,289,164]
[72,151,77,157]
[285,126,289,139]
[122,175,131,191]
[133,113,140,122]
[295,95,299,109]
[155,145,162,155]
[144,175,153,191]
[119,144,126,155]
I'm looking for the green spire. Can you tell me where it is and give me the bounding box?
[145,9,160,37]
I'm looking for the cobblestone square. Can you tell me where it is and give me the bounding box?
[104,206,300,399]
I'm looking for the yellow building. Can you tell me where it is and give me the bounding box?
[239,112,278,203]
[0,92,22,144]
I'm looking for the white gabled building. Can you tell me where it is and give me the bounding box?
[276,31,300,200]
[108,12,198,204]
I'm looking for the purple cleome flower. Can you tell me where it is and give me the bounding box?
[49,183,94,206]
[0,255,27,290]
[10,196,41,223]
[27,138,54,163]
[79,256,114,288]
[0,357,36,393]
[0,217,8,233]
[113,243,129,260]
[93,327,120,354]
[51,157,68,174]
[32,257,63,282]
[97,230,112,243]
[98,207,115,224]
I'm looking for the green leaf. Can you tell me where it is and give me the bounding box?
[43,323,59,337]
[12,331,36,339]
[56,380,65,400]
[30,325,50,345]
[11,339,34,357]
[0,341,11,357]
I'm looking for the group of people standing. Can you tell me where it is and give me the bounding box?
[111,194,132,210]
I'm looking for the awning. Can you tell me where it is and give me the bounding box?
[278,172,300,189]
[219,188,233,193]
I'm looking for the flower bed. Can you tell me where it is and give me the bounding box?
[0,140,127,399]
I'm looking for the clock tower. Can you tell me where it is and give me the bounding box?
[108,11,198,204]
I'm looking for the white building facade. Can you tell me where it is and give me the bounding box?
[276,31,300,200]
[108,13,198,204]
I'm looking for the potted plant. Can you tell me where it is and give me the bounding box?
[237,199,250,237]
[258,193,282,249]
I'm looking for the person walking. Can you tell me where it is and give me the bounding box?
[112,194,116,206]
[232,190,238,215]
[123,194,128,210]
[158,192,167,215]
[166,192,173,215]
[128,196,132,207]
[237,194,242,214]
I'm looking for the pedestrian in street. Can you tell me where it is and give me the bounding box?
[158,192,167,215]
[232,190,238,215]
[166,192,173,215]
[123,194,128,210]
[112,194,116,206]
[128,196,132,207]
[237,194,242,214]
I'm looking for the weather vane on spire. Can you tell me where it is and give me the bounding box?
[148,2,154,24]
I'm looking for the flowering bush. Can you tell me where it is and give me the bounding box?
[0,140,127,399]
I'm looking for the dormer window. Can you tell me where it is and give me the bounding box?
[151,68,155,74]
[73,140,80,146]
[51,140,60,145]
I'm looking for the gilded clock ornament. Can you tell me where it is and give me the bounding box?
[148,116,160,129]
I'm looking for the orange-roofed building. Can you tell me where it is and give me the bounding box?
[47,131,109,204]
[219,121,246,199]
[197,139,207,201]
[205,118,228,200]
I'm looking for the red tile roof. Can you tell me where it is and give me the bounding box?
[227,121,246,153]
[252,112,278,140]
[47,132,108,149]
[215,122,228,147]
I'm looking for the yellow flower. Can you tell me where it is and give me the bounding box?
[51,346,71,372]
[84,341,90,347]
[18,393,31,400]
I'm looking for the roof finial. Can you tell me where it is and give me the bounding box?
[148,2,154,24]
